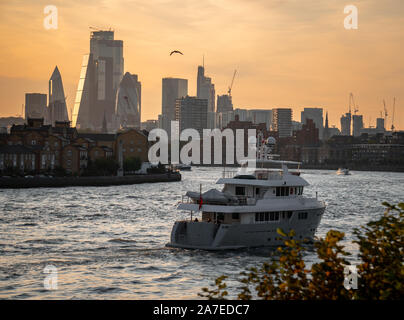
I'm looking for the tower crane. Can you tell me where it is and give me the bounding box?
[349,92,358,114]
[383,99,388,124]
[227,70,237,96]
[391,97,396,131]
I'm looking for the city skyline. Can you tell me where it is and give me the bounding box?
[0,0,403,130]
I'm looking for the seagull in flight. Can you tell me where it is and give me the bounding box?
[170,50,183,56]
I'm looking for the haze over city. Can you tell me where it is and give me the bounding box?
[0,0,403,130]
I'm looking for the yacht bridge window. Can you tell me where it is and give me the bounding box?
[255,212,280,222]
[235,186,245,196]
[275,186,303,196]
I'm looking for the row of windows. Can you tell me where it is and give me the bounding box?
[275,186,303,197]
[255,212,280,222]
[255,211,308,222]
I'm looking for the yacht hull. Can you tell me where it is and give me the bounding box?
[166,207,325,250]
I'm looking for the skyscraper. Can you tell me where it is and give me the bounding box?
[73,30,124,131]
[272,108,293,138]
[197,65,215,113]
[247,109,272,131]
[115,72,141,130]
[323,111,330,140]
[376,118,385,132]
[175,96,208,136]
[301,108,324,139]
[161,77,188,135]
[217,94,233,113]
[25,93,47,120]
[48,66,69,125]
[352,114,364,137]
[340,112,351,136]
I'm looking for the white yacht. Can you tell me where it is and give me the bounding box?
[336,168,350,175]
[166,161,326,250]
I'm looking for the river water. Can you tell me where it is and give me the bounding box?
[0,167,403,299]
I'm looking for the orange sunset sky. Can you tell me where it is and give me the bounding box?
[0,0,403,130]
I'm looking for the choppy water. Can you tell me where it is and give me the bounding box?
[0,167,403,299]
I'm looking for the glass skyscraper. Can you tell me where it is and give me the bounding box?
[73,31,124,131]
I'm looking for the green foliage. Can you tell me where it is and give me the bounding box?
[200,202,404,300]
[353,202,404,300]
[123,157,142,172]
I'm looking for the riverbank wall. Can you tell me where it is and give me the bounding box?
[0,172,182,189]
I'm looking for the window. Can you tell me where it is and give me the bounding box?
[278,187,290,197]
[232,212,239,220]
[256,212,280,222]
[235,186,245,196]
[269,212,279,221]
[256,188,260,195]
[298,212,308,220]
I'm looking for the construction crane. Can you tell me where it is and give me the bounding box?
[391,97,396,131]
[227,70,237,96]
[383,99,388,124]
[349,92,359,114]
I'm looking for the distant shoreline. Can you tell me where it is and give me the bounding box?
[0,172,181,189]
[192,163,404,173]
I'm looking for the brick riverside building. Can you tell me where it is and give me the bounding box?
[0,118,149,175]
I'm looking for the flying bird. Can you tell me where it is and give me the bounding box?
[170,50,183,56]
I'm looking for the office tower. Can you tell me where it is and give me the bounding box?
[175,96,208,136]
[25,93,47,120]
[161,77,188,135]
[323,111,330,140]
[340,112,351,136]
[292,121,303,132]
[73,30,124,131]
[301,108,324,139]
[90,30,124,97]
[197,65,215,112]
[207,112,219,129]
[352,114,364,137]
[72,54,95,129]
[115,72,141,130]
[217,94,233,113]
[376,118,385,132]
[247,109,272,131]
[272,108,293,137]
[48,66,69,125]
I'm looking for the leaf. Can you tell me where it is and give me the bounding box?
[277,228,287,237]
